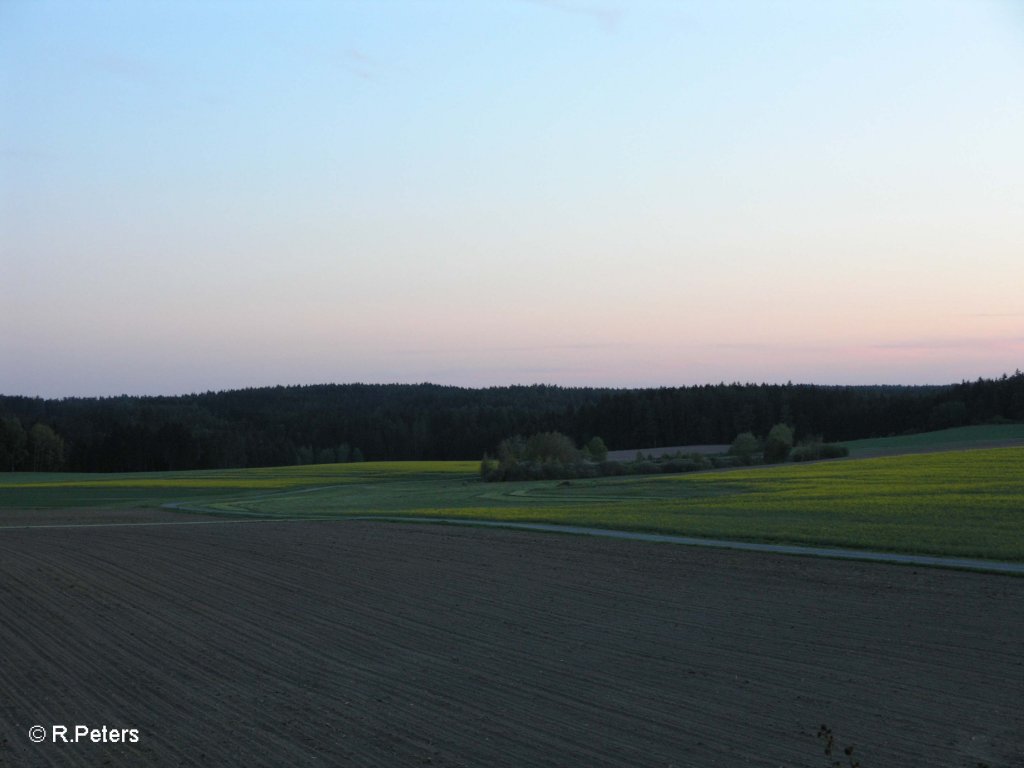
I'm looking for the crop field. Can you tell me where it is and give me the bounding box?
[2,443,1022,561]
[195,446,1022,561]
[839,423,1024,457]
[1,519,1021,767]
[0,461,477,508]
[2,435,1022,766]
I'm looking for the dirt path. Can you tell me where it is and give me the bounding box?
[1,520,1020,767]
[343,516,1024,574]
[0,507,226,528]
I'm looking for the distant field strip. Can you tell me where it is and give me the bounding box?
[2,444,1021,561]
[213,447,1024,561]
[0,462,477,506]
[1,461,475,489]
[840,423,1024,456]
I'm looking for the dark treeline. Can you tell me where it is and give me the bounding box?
[1,372,1022,472]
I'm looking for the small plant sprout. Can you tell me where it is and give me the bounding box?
[817,724,861,768]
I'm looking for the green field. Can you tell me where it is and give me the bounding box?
[840,423,1024,457]
[2,433,1022,561]
[0,461,478,508]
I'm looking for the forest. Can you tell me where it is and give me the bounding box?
[1,372,1022,472]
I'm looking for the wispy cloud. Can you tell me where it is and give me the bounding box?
[523,0,622,32]
[394,342,632,356]
[871,336,1024,352]
[341,48,376,81]
[958,312,1024,318]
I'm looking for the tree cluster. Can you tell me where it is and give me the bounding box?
[482,425,851,482]
[0,418,64,471]
[728,426,849,465]
[481,432,611,481]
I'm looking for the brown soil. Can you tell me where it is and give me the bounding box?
[0,507,227,528]
[0,519,1020,767]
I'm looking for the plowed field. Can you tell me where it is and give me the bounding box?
[1,514,1020,767]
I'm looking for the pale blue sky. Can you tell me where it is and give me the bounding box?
[3,0,1023,396]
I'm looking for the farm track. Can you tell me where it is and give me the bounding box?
[0,518,1021,767]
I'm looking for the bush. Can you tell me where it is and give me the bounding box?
[710,455,743,469]
[524,431,579,464]
[599,460,627,476]
[661,455,710,474]
[820,443,849,459]
[763,423,794,463]
[789,445,818,462]
[541,461,567,480]
[729,432,761,464]
[791,441,850,462]
[688,452,713,469]
[486,434,748,481]
[584,436,608,462]
[497,435,527,466]
[571,460,599,478]
[480,454,497,478]
[631,461,662,474]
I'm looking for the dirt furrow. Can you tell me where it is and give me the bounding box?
[0,519,1020,767]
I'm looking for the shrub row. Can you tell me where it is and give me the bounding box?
[790,442,850,462]
[481,452,733,482]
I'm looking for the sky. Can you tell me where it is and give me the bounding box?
[2,0,1023,397]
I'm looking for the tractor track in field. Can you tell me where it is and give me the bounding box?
[0,516,1021,767]
[4,507,1021,575]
